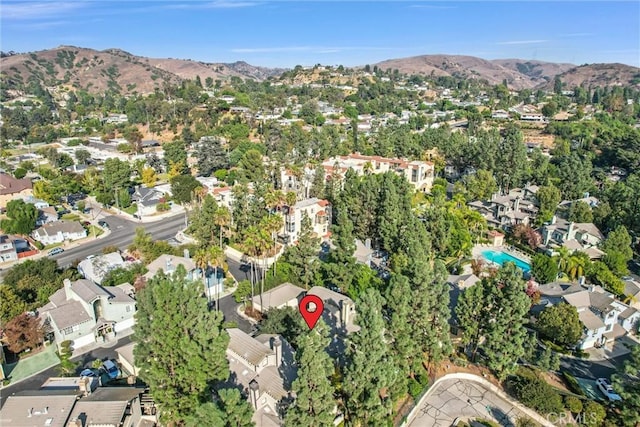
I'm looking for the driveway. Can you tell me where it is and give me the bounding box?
[408,376,552,427]
[218,294,253,333]
[1,335,132,407]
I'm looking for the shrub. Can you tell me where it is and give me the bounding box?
[408,378,423,399]
[564,395,583,413]
[156,202,170,212]
[507,368,564,413]
[582,401,606,426]
[562,372,585,396]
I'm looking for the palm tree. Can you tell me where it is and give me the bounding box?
[243,228,261,306]
[213,206,231,249]
[193,248,209,298]
[554,246,571,278]
[208,246,226,311]
[567,253,588,280]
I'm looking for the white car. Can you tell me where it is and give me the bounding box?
[596,378,622,402]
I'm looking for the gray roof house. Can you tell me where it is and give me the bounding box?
[533,282,639,349]
[541,218,604,258]
[0,391,77,427]
[39,279,136,351]
[131,186,165,216]
[32,221,86,245]
[225,328,297,427]
[67,387,147,427]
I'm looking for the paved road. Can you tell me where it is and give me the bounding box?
[51,213,186,267]
[1,335,131,407]
[218,294,253,333]
[408,378,542,427]
[559,353,628,380]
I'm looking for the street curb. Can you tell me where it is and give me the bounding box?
[402,373,555,427]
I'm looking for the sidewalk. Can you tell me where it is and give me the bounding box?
[115,204,186,224]
[0,225,112,270]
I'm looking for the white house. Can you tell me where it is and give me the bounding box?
[32,221,86,245]
[563,287,640,349]
[78,252,127,285]
[281,198,331,244]
[322,153,435,192]
[541,218,604,256]
[38,279,136,350]
[131,186,165,216]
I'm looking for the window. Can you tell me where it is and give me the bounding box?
[126,305,131,312]
[61,325,79,335]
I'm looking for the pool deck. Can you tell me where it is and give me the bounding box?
[472,245,532,264]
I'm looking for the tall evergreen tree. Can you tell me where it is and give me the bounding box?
[483,263,531,379]
[196,137,229,177]
[343,288,394,426]
[385,273,418,397]
[285,212,320,289]
[133,270,231,425]
[457,263,530,379]
[285,320,336,426]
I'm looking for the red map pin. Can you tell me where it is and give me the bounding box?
[299,294,324,330]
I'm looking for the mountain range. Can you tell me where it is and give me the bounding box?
[1,46,638,96]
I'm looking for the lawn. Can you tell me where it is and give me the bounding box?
[61,213,81,221]
[3,345,59,384]
[87,225,104,237]
[123,205,138,215]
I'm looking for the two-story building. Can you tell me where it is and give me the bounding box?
[541,217,605,258]
[321,153,435,192]
[225,328,296,427]
[281,198,331,244]
[537,282,640,349]
[38,278,136,350]
[0,172,33,208]
[468,186,539,230]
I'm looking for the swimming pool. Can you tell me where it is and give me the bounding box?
[481,250,531,273]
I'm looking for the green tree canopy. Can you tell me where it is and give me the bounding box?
[133,271,230,425]
[536,303,582,347]
[170,174,202,205]
[531,254,559,284]
[600,225,633,276]
[285,320,336,426]
[1,199,37,235]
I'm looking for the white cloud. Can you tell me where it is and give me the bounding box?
[497,40,549,45]
[1,1,85,19]
[162,0,260,9]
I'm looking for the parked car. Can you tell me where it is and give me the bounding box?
[48,247,64,256]
[102,360,121,379]
[79,368,99,377]
[98,220,110,229]
[596,378,622,401]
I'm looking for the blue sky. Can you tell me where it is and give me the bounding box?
[1,1,639,68]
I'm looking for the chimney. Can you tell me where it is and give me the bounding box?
[63,279,73,300]
[551,215,557,225]
[43,406,48,414]
[27,408,33,418]
[67,418,82,427]
[271,337,282,367]
[365,238,371,250]
[78,376,91,396]
[588,284,595,293]
[514,196,521,212]
[249,380,260,410]
[166,257,173,272]
[183,249,190,259]
[340,300,352,326]
[568,222,575,239]
[578,276,586,286]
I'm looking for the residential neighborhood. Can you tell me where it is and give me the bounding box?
[1,4,640,426]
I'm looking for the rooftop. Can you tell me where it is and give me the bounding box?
[0,392,77,427]
[252,283,304,311]
[227,328,275,367]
